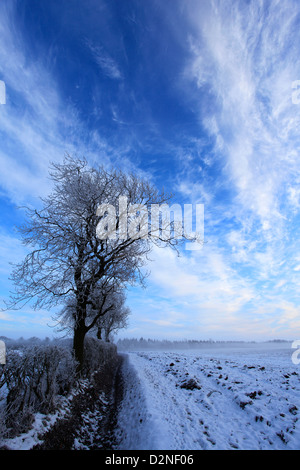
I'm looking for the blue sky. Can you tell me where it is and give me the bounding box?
[1,0,300,341]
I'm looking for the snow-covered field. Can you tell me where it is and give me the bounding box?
[114,343,300,450]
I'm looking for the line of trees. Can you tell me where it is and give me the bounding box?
[116,338,217,351]
[5,156,183,371]
[59,282,130,343]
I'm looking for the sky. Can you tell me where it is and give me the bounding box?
[1,0,300,341]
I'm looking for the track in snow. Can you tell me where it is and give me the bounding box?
[113,347,300,450]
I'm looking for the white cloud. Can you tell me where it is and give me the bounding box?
[0,2,126,206]
[185,0,300,238]
[86,41,122,80]
[142,244,256,328]
[1,0,300,341]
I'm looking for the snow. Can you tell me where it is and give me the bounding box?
[1,342,299,450]
[1,408,68,450]
[72,391,110,450]
[0,378,88,450]
[114,343,300,450]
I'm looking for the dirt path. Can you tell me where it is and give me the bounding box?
[32,354,124,450]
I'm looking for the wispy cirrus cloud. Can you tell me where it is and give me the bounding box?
[0,2,82,203]
[0,1,137,207]
[131,240,300,340]
[125,0,300,341]
[86,40,122,80]
[184,0,300,236]
[1,0,300,340]
[165,1,300,302]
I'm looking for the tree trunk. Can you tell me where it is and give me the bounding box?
[96,327,102,340]
[73,319,87,374]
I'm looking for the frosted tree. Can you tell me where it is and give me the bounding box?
[94,289,130,342]
[7,156,181,370]
[58,279,129,342]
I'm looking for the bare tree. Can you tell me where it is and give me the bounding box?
[94,290,130,342]
[59,283,130,343]
[6,156,182,370]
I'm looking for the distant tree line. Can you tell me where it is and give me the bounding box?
[117,337,240,351]
[117,337,289,351]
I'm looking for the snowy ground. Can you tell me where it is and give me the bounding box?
[114,344,300,450]
[1,342,299,451]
